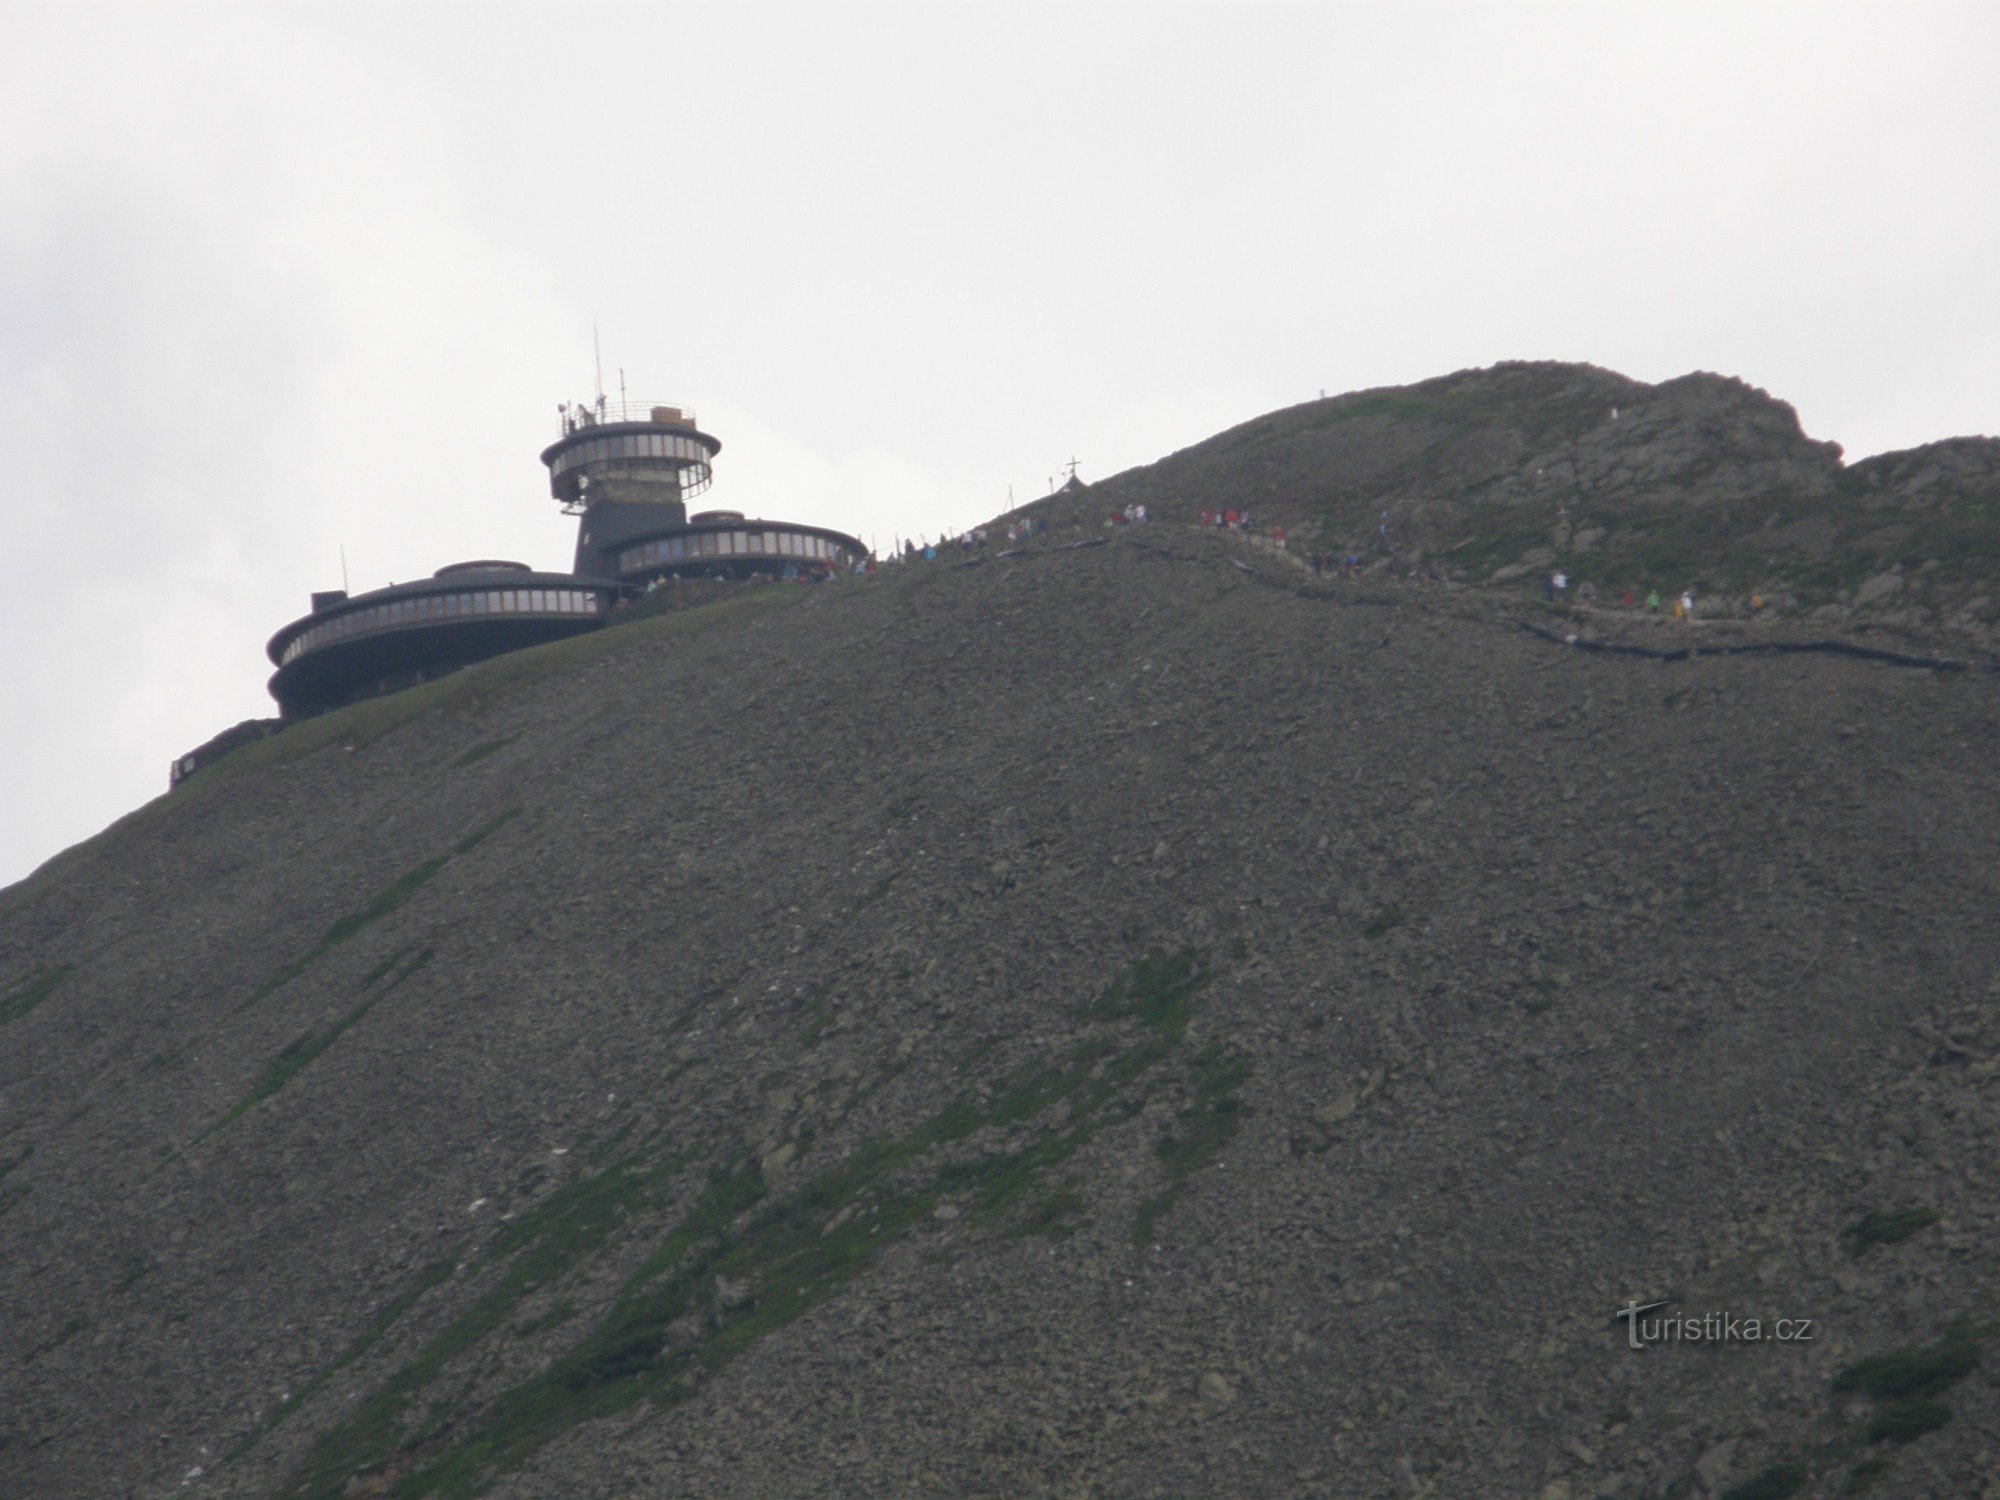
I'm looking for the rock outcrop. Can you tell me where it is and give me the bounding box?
[1052,361,1999,634]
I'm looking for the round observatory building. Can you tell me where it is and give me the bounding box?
[265,562,616,720]
[257,395,868,724]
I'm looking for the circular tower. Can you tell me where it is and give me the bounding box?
[539,399,723,580]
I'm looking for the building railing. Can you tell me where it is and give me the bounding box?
[558,399,697,435]
[277,585,605,666]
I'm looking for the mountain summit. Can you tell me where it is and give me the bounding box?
[1082,361,1999,634]
[3,366,1997,1498]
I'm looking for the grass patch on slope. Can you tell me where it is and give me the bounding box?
[0,966,72,1029]
[1680,1320,1990,1495]
[25,1315,88,1363]
[267,949,1239,1499]
[1131,1044,1253,1248]
[1014,1176,1090,1238]
[235,809,517,1014]
[1718,1461,1807,1500]
[1841,1208,1939,1254]
[1774,1324,1992,1489]
[227,1255,464,1463]
[1832,1333,1981,1403]
[449,734,519,770]
[198,948,433,1143]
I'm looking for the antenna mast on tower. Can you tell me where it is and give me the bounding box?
[593,321,605,416]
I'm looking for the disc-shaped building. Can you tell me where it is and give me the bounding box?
[260,400,866,723]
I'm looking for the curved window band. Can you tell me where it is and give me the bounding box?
[553,433,712,478]
[284,589,603,664]
[615,531,853,575]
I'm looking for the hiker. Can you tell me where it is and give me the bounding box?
[1646,589,1661,613]
[1620,588,1636,610]
[1750,593,1764,618]
[1680,591,1694,622]
[1273,526,1285,550]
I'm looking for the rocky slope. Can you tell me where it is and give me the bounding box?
[3,384,1999,1499]
[1060,362,2000,635]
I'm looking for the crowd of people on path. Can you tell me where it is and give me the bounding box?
[1192,508,1754,620]
[617,498,1774,632]
[1200,507,1303,557]
[1305,552,1443,583]
[1542,574,1770,623]
[633,557,862,595]
[890,517,1057,558]
[864,494,1791,632]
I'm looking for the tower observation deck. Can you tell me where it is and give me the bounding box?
[541,400,723,580]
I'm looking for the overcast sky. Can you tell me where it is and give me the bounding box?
[3,2,1995,888]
